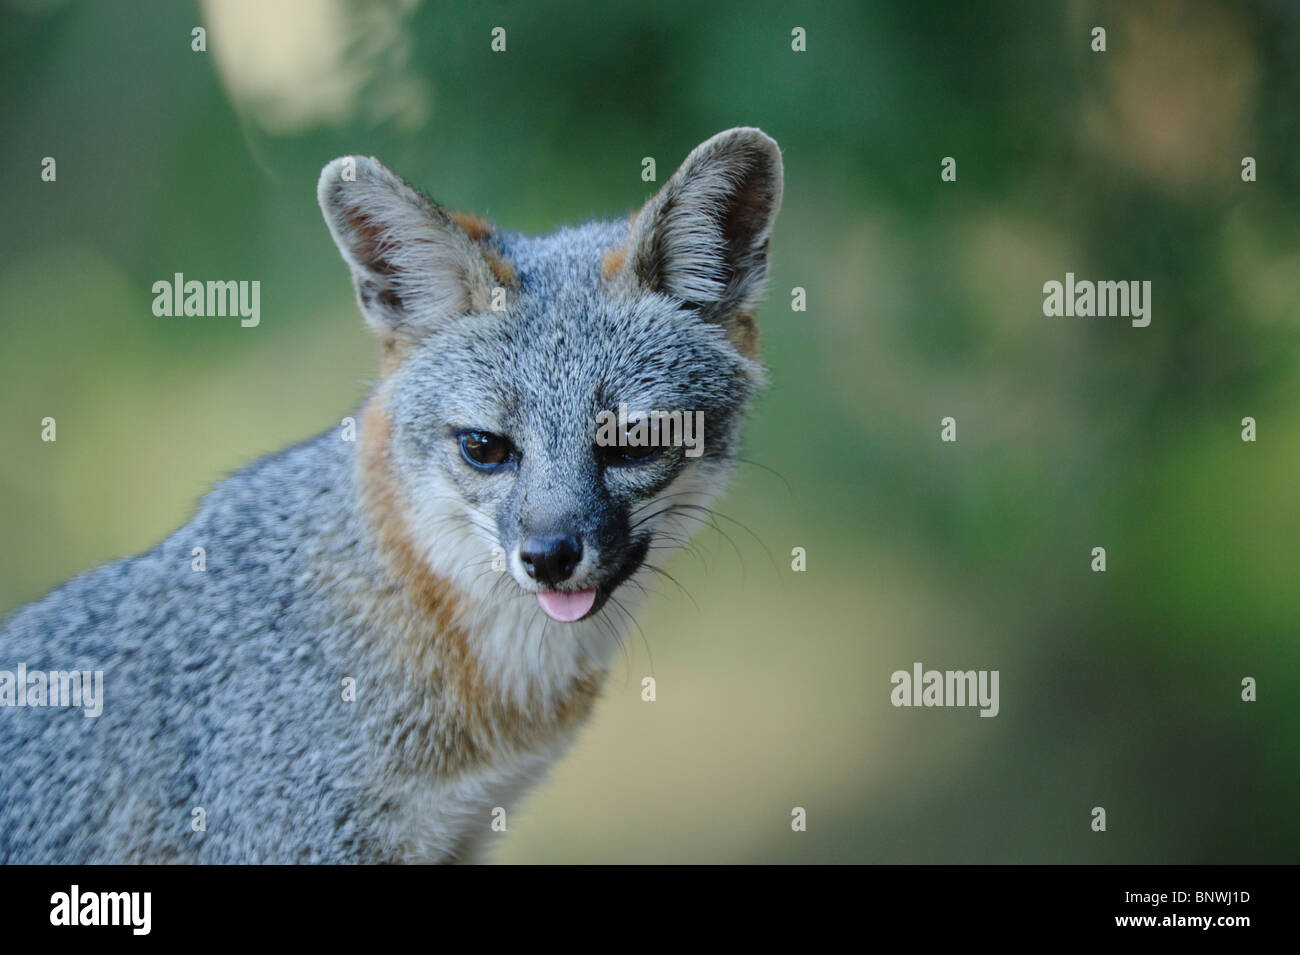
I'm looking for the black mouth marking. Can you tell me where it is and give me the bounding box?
[582,535,652,621]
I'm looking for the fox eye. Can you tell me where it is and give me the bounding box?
[599,440,664,466]
[458,430,513,470]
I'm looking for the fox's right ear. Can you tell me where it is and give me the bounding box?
[612,128,783,358]
[317,156,495,341]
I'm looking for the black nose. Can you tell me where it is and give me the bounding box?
[519,535,583,587]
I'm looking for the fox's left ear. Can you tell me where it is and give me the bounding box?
[615,127,783,356]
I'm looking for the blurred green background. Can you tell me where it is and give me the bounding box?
[2,0,1297,862]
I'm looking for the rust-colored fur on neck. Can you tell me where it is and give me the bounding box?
[352,396,602,780]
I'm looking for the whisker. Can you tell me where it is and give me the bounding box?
[605,593,653,675]
[735,456,794,497]
[635,560,699,613]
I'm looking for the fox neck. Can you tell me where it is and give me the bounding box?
[354,393,621,719]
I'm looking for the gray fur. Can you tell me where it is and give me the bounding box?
[0,129,782,863]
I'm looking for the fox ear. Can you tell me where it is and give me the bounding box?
[618,128,783,354]
[317,156,495,341]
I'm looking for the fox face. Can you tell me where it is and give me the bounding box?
[318,129,781,633]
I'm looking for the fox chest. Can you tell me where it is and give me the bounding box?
[344,593,608,862]
[381,731,579,863]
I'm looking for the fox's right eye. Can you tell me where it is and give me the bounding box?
[458,430,514,471]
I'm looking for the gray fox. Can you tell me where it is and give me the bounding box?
[0,128,783,863]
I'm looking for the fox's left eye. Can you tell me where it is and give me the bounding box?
[599,440,664,466]
[458,430,514,470]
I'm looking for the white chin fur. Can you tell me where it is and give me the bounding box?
[401,463,725,712]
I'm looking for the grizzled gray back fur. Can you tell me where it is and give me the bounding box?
[0,437,387,861]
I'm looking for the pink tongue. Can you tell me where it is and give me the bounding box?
[537,588,597,622]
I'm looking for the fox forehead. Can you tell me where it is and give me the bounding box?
[393,225,755,420]
[498,219,629,291]
[422,299,743,385]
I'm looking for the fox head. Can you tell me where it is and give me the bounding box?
[318,128,782,638]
